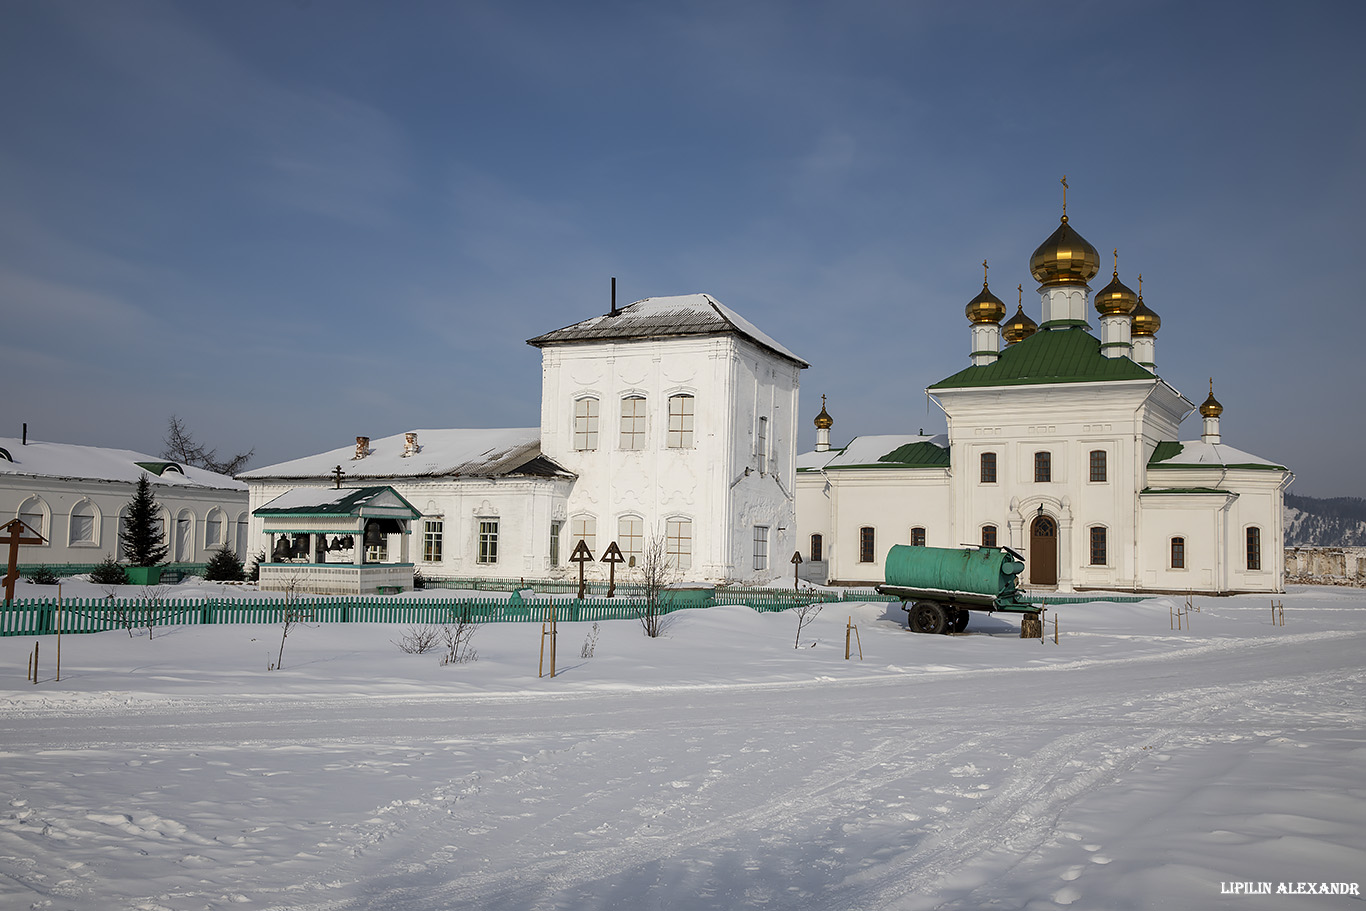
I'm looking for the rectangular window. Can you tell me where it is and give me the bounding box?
[1090,526,1107,566]
[667,394,694,448]
[810,534,823,562]
[666,518,692,570]
[982,525,997,548]
[571,516,596,558]
[619,396,646,450]
[1246,527,1261,570]
[757,416,769,469]
[574,398,599,451]
[619,516,643,567]
[753,526,769,571]
[1171,536,1185,569]
[478,519,499,564]
[423,520,444,562]
[859,526,875,563]
[980,451,997,484]
[911,527,926,547]
[1035,451,1052,483]
[549,520,562,567]
[1090,449,1107,483]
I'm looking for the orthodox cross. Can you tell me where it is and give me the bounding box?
[331,465,345,489]
[1060,175,1068,215]
[2,518,45,603]
[600,541,625,598]
[1017,284,1023,305]
[1113,248,1119,274]
[569,539,594,600]
[790,550,803,590]
[982,259,989,285]
[1137,273,1143,298]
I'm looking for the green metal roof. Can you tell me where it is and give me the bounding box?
[929,327,1155,390]
[1147,441,1287,471]
[877,441,952,468]
[255,486,420,517]
[134,461,185,476]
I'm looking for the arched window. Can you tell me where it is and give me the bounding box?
[1170,536,1186,569]
[18,496,47,542]
[116,507,131,562]
[665,517,692,570]
[667,394,694,448]
[618,515,643,567]
[982,525,997,548]
[205,508,225,549]
[175,509,195,562]
[859,526,875,563]
[1089,449,1107,483]
[68,499,99,546]
[1089,526,1107,566]
[810,533,823,562]
[1246,527,1261,570]
[1034,451,1052,483]
[619,396,647,450]
[573,397,599,451]
[235,513,250,558]
[910,527,926,547]
[980,452,997,484]
[571,515,597,558]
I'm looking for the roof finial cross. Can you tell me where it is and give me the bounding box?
[982,259,989,286]
[1060,175,1068,217]
[1017,283,1023,305]
[1209,377,1214,395]
[1137,273,1143,298]
[1113,248,1119,276]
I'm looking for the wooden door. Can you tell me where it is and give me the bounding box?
[1030,515,1058,586]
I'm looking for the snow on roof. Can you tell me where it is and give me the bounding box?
[239,428,570,481]
[526,293,809,367]
[798,433,949,471]
[256,486,420,517]
[1149,440,1288,471]
[0,437,246,491]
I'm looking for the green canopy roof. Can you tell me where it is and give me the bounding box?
[929,327,1155,390]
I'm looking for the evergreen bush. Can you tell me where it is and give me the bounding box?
[89,554,129,585]
[204,546,246,582]
[246,550,266,582]
[118,475,168,567]
[26,566,59,585]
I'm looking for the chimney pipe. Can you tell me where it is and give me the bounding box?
[609,276,618,317]
[403,432,419,457]
[22,423,27,445]
[354,436,369,460]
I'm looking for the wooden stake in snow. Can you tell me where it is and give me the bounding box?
[1053,612,1058,645]
[55,582,62,682]
[845,616,862,660]
[28,641,38,684]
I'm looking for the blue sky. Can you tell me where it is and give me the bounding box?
[2,0,1362,497]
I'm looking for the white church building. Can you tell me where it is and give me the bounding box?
[797,208,1292,594]
[239,293,807,591]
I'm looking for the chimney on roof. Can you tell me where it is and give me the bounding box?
[354,436,370,460]
[403,432,419,457]
[22,423,27,445]
[609,276,618,317]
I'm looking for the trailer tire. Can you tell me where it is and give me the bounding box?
[951,609,970,633]
[908,601,948,634]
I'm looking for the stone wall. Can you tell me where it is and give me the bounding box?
[1284,547,1366,587]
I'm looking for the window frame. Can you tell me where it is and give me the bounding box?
[423,519,444,563]
[980,451,997,484]
[981,525,997,548]
[618,515,644,567]
[1089,525,1107,566]
[549,520,562,568]
[1089,449,1107,483]
[68,499,99,547]
[911,526,926,547]
[1034,450,1052,483]
[573,396,600,451]
[757,416,769,471]
[477,519,499,565]
[753,525,769,572]
[667,394,695,449]
[619,395,647,451]
[571,515,597,559]
[665,517,692,570]
[204,508,225,549]
[1170,536,1185,570]
[859,526,875,563]
[1246,526,1262,571]
[810,533,823,562]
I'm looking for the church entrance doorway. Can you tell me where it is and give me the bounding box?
[1030,514,1058,586]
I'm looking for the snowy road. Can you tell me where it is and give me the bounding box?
[3,593,1365,910]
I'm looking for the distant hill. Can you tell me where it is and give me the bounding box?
[1284,494,1366,547]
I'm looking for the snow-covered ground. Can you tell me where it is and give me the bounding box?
[2,581,1364,910]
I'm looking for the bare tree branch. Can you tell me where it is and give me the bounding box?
[162,415,254,475]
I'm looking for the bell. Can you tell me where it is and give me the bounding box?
[364,522,385,548]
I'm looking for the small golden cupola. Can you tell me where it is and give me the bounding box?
[1094,250,1139,315]
[1200,378,1223,444]
[965,261,1006,366]
[1002,284,1038,346]
[814,394,834,452]
[1129,273,1161,370]
[1095,249,1139,359]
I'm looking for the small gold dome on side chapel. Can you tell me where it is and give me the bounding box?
[965,260,1007,324]
[1199,378,1223,418]
[1095,249,1139,315]
[1130,275,1161,336]
[1003,285,1038,345]
[814,394,834,429]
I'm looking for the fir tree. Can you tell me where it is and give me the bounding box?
[119,474,168,567]
[204,545,245,582]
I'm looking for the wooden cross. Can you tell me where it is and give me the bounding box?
[790,550,803,591]
[331,465,345,489]
[601,541,625,598]
[569,539,594,600]
[2,518,46,604]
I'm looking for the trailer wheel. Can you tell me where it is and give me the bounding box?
[951,610,970,633]
[908,601,948,634]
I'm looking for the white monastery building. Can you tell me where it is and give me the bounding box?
[1,434,248,566]
[797,207,1292,594]
[239,293,807,592]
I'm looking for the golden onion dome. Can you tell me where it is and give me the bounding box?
[1030,215,1101,287]
[1199,379,1223,418]
[1130,295,1161,336]
[1094,270,1139,315]
[1002,303,1038,345]
[966,281,1006,324]
[814,394,833,429]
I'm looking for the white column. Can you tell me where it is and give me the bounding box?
[970,323,1001,366]
[1099,313,1133,359]
[1132,336,1156,370]
[1040,285,1091,328]
[1201,415,1221,444]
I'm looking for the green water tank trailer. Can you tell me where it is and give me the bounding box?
[875,544,1040,634]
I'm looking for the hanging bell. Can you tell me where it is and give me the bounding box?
[363,522,385,548]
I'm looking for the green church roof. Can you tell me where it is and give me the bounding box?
[929,327,1155,390]
[877,441,952,468]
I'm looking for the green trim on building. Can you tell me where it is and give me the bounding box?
[877,441,951,468]
[1148,441,1184,464]
[929,326,1155,390]
[1140,487,1233,495]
